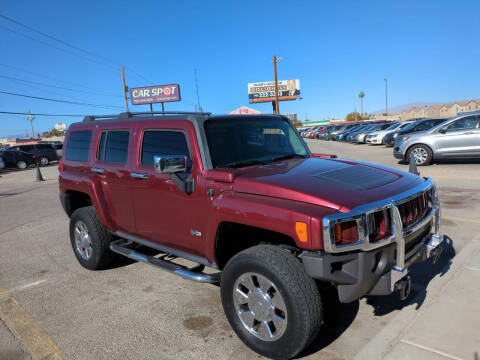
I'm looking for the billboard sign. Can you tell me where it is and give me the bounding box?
[54,122,67,132]
[130,84,181,105]
[248,79,300,103]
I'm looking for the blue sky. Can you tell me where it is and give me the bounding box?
[0,0,479,137]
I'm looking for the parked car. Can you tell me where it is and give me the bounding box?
[366,121,413,145]
[384,118,446,147]
[59,111,443,359]
[53,143,63,158]
[394,114,480,165]
[335,124,364,141]
[327,124,358,141]
[308,126,329,139]
[313,125,335,139]
[317,125,342,140]
[8,143,58,166]
[352,123,392,144]
[0,155,4,169]
[0,149,36,169]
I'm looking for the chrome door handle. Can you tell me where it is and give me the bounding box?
[91,168,104,174]
[130,172,148,179]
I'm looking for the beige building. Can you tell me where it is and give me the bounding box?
[396,98,480,120]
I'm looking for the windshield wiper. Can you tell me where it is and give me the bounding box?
[267,153,308,162]
[222,159,268,168]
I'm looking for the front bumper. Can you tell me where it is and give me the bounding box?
[301,178,442,303]
[366,137,381,144]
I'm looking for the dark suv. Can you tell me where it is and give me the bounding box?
[59,111,443,359]
[8,143,58,166]
[0,149,36,169]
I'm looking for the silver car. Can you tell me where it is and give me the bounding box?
[393,114,480,165]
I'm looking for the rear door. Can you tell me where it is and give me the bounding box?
[433,116,480,157]
[91,128,135,233]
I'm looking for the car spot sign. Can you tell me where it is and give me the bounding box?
[130,84,181,105]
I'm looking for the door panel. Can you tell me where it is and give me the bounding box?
[434,116,480,156]
[131,128,209,258]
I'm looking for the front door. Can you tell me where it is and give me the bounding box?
[131,126,209,259]
[433,116,480,157]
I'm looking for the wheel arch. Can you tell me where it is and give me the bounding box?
[405,142,434,160]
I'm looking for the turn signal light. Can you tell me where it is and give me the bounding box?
[403,136,410,141]
[295,222,308,243]
[334,221,358,245]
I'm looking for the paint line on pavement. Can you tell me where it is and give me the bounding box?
[400,339,464,360]
[9,279,47,293]
[442,215,480,225]
[0,286,65,360]
[464,266,480,271]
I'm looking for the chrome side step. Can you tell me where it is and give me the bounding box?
[109,241,221,283]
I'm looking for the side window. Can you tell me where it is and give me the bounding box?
[141,130,191,169]
[443,117,479,132]
[66,131,92,161]
[97,130,130,164]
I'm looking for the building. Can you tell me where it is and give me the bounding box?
[397,99,480,120]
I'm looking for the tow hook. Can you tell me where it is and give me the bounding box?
[395,275,412,301]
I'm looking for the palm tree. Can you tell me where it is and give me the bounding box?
[358,91,365,116]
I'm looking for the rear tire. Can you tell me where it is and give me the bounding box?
[220,245,323,360]
[69,206,115,270]
[39,156,49,166]
[407,144,432,166]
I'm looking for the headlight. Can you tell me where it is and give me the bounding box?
[393,133,398,138]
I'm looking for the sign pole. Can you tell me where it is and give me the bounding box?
[161,103,165,112]
[121,66,129,112]
[149,104,153,113]
[273,55,279,115]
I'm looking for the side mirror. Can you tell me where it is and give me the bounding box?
[154,155,187,173]
[438,129,447,134]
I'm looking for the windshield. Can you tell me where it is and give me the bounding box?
[204,117,309,168]
[386,122,401,130]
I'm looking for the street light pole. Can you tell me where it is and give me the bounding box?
[384,78,388,115]
[273,55,281,115]
[26,109,35,138]
[25,110,44,181]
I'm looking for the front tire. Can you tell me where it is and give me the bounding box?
[16,161,27,169]
[220,245,323,359]
[407,144,432,166]
[69,206,115,270]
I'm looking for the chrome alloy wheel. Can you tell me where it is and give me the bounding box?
[412,147,428,164]
[74,221,93,260]
[39,157,49,166]
[233,272,287,341]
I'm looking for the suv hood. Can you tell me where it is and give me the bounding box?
[231,158,424,212]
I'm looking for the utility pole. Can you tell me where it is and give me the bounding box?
[384,78,388,115]
[121,66,129,112]
[273,55,281,115]
[26,109,35,138]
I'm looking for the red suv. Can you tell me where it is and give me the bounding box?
[59,112,443,359]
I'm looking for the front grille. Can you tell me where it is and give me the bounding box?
[397,191,430,229]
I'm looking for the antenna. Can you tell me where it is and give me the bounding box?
[194,68,203,112]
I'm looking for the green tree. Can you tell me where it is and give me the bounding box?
[292,119,303,127]
[41,128,63,138]
[346,112,361,121]
[358,91,365,115]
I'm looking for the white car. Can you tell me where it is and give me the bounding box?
[366,121,413,145]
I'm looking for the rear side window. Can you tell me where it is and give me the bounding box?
[141,130,191,167]
[66,131,92,161]
[97,130,130,164]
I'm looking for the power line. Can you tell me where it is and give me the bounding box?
[0,74,122,98]
[0,63,121,94]
[0,90,124,110]
[0,14,153,84]
[0,111,86,117]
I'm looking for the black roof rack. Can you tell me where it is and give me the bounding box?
[82,111,211,123]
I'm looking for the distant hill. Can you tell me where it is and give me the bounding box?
[374,102,444,114]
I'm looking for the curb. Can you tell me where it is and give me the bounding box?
[354,235,480,360]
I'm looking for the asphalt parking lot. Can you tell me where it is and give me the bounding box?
[1,142,479,360]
